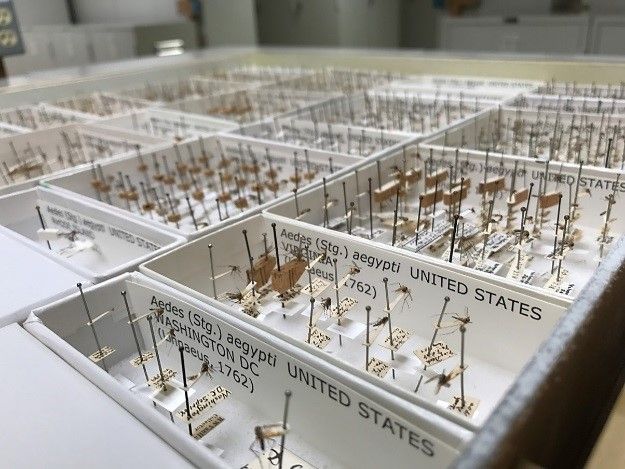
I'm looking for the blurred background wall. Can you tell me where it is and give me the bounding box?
[6,0,625,76]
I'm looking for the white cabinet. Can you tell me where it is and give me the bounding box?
[590,16,625,55]
[440,15,590,54]
[257,0,400,48]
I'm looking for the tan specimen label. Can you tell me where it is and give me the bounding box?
[148,368,176,389]
[367,357,391,378]
[381,327,411,352]
[309,327,331,349]
[329,297,358,318]
[448,396,480,418]
[89,346,115,363]
[193,414,225,440]
[301,278,331,297]
[130,351,154,367]
[414,342,455,366]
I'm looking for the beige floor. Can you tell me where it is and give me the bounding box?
[586,385,625,468]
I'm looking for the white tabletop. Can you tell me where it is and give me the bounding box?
[0,323,195,468]
[0,231,88,327]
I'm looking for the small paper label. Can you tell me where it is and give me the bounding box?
[381,327,411,352]
[176,385,231,422]
[352,226,385,240]
[473,259,503,275]
[448,396,480,418]
[414,342,455,366]
[148,368,176,389]
[329,297,358,318]
[89,346,115,363]
[301,278,332,297]
[193,414,225,440]
[308,327,332,349]
[367,357,391,378]
[275,284,303,302]
[130,351,154,367]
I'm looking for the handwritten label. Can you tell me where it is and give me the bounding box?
[352,226,385,240]
[544,269,575,296]
[506,251,530,281]
[193,414,225,440]
[301,278,331,297]
[414,342,454,366]
[89,345,115,363]
[176,385,231,422]
[367,357,390,378]
[130,351,154,367]
[308,327,331,349]
[484,232,513,254]
[148,368,176,389]
[276,284,304,302]
[329,297,358,318]
[448,396,480,418]
[381,327,411,352]
[474,259,503,275]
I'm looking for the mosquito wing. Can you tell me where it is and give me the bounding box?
[435,320,462,335]
[447,365,467,382]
